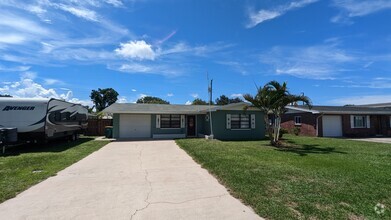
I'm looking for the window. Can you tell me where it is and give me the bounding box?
[231,114,250,129]
[61,112,70,121]
[352,116,367,128]
[294,116,302,125]
[54,112,61,121]
[160,114,181,128]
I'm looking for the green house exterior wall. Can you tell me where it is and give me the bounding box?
[196,114,206,135]
[112,110,264,140]
[206,110,265,140]
[113,113,120,138]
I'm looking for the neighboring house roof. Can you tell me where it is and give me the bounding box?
[286,105,391,115]
[358,102,391,108]
[102,102,257,114]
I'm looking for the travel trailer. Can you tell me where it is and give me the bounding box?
[0,98,88,144]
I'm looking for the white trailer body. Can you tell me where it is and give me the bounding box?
[0,98,88,141]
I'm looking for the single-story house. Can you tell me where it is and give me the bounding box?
[281,105,391,137]
[102,102,265,140]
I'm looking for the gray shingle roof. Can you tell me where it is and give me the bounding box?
[103,103,213,114]
[102,102,255,114]
[286,105,391,115]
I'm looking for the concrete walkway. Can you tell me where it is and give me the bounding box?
[0,140,262,220]
[348,137,391,144]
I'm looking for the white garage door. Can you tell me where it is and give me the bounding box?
[322,115,342,137]
[119,114,151,138]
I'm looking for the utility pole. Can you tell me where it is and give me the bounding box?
[207,74,214,138]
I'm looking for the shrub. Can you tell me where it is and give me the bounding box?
[279,128,288,138]
[293,127,301,136]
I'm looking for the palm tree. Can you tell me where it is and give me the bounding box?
[244,80,311,146]
[243,84,275,143]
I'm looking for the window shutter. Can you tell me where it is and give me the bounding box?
[156,115,161,128]
[181,115,185,128]
[366,115,370,128]
[350,115,354,128]
[226,114,231,129]
[251,114,256,129]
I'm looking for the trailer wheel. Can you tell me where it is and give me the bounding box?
[71,133,77,141]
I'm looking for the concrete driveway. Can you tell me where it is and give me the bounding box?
[0,140,262,220]
[348,137,391,144]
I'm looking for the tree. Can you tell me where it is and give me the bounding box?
[136,96,170,104]
[244,80,311,146]
[215,95,242,105]
[191,98,208,105]
[90,88,119,112]
[84,105,94,113]
[0,94,12,97]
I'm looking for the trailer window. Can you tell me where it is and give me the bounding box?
[55,112,61,121]
[61,112,70,121]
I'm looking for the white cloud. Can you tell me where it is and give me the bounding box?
[115,40,156,60]
[231,93,243,98]
[167,93,174,97]
[56,4,99,22]
[329,95,391,105]
[185,100,192,105]
[131,89,137,92]
[0,1,129,65]
[260,44,356,79]
[0,12,51,38]
[0,73,91,106]
[216,61,248,75]
[0,34,26,44]
[108,63,181,77]
[117,63,152,72]
[44,78,64,85]
[105,0,123,7]
[333,0,391,18]
[0,65,30,72]
[117,96,127,103]
[334,78,391,89]
[246,0,318,28]
[138,94,148,99]
[190,93,199,98]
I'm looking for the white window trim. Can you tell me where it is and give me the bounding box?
[294,116,302,125]
[350,115,370,128]
[156,115,161,128]
[251,114,256,129]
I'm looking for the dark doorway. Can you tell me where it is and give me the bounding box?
[376,115,383,135]
[187,115,196,137]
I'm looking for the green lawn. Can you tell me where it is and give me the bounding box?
[0,137,109,203]
[176,136,391,219]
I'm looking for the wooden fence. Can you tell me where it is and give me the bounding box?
[84,119,113,136]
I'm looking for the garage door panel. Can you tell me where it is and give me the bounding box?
[119,114,151,138]
[322,115,342,137]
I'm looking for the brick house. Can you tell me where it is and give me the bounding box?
[281,105,391,137]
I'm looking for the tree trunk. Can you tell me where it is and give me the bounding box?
[275,116,281,142]
[263,115,273,143]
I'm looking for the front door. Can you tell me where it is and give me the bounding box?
[376,115,383,135]
[187,115,196,137]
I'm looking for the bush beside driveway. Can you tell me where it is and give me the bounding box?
[0,137,110,203]
[176,136,391,219]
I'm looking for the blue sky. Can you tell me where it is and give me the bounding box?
[1,0,391,106]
